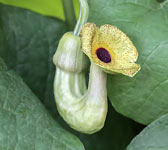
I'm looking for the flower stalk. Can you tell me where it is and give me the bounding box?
[74,0,89,36]
[62,0,76,30]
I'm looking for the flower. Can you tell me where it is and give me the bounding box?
[80,23,141,77]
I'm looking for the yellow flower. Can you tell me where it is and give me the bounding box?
[80,23,141,77]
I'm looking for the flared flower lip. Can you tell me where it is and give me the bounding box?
[80,23,141,77]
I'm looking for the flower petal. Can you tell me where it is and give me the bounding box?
[81,23,141,77]
[80,23,98,59]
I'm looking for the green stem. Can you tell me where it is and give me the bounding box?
[62,0,76,30]
[74,0,89,36]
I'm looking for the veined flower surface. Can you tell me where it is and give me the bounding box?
[80,23,141,77]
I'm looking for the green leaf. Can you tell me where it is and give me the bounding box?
[0,57,84,150]
[88,0,168,124]
[127,114,168,150]
[0,0,80,21]
[0,4,68,116]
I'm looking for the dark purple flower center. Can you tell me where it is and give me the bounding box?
[96,48,111,63]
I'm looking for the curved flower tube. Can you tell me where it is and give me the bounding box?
[53,32,107,134]
[53,0,140,134]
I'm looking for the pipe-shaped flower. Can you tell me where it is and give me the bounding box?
[53,32,107,134]
[80,23,141,77]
